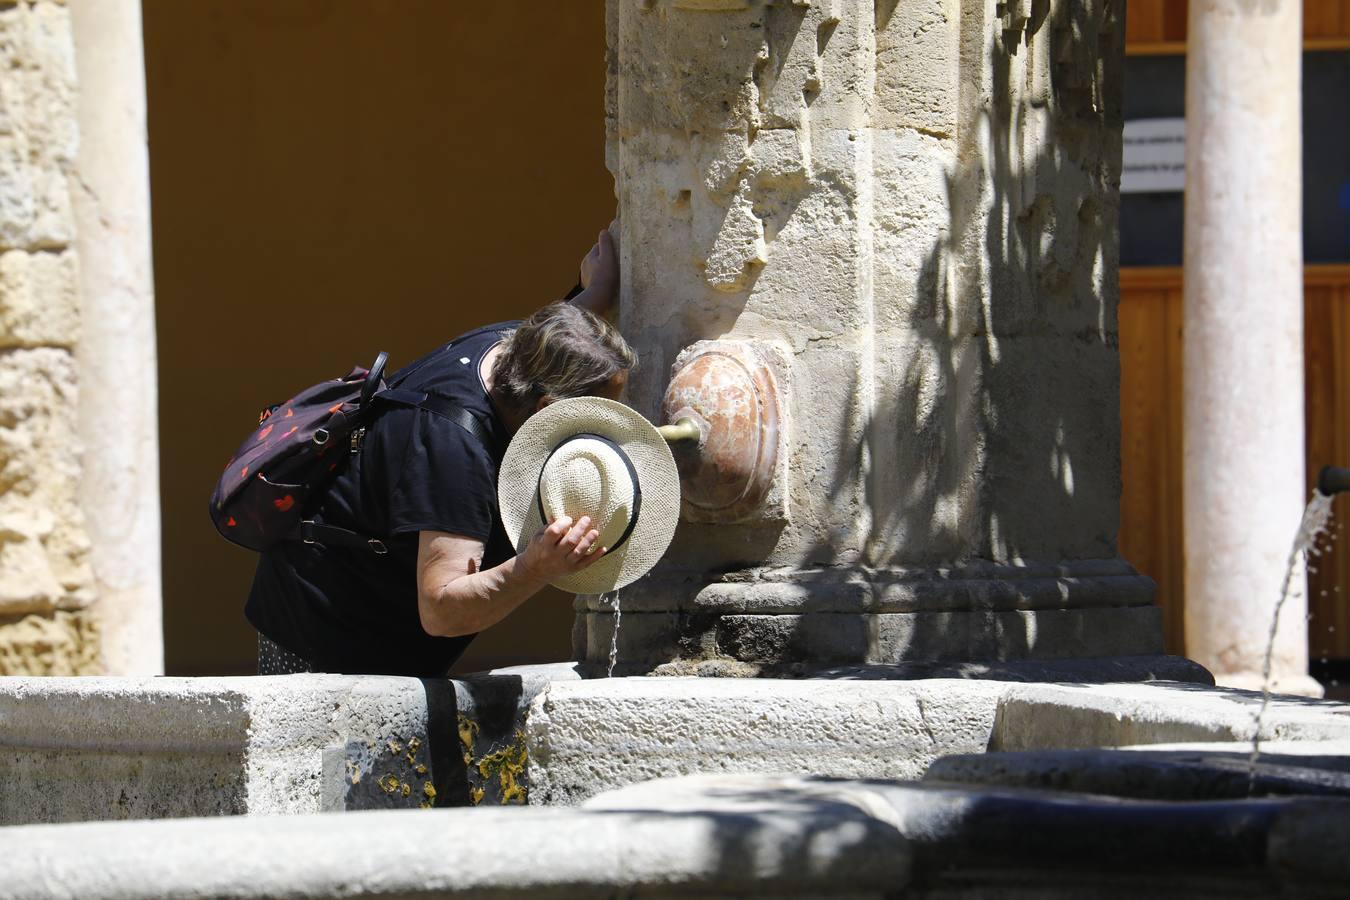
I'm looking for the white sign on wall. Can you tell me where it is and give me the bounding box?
[1122,117,1186,193]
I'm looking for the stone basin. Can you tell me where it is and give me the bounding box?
[5,654,1346,822]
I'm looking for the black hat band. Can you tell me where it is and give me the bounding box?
[535,432,643,555]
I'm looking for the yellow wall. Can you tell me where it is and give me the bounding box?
[144,2,611,674]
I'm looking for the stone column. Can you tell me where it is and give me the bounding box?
[1183,1,1317,695]
[0,0,100,674]
[583,0,1159,671]
[68,0,163,675]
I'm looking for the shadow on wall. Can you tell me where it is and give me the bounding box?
[881,0,1115,564]
[796,0,1124,660]
[143,0,614,675]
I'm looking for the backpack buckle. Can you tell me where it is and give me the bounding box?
[350,427,366,455]
[300,520,318,544]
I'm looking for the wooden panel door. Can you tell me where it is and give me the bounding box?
[1304,267,1350,661]
[1118,268,1186,653]
[1119,266,1350,659]
[1126,1,1350,53]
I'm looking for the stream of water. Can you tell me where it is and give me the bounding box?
[1248,489,1336,788]
[606,590,622,678]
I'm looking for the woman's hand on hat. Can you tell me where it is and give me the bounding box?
[519,515,606,583]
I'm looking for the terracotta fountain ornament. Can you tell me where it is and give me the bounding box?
[657,341,786,524]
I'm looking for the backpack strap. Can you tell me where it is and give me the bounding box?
[372,388,502,453]
[288,334,511,555]
[294,520,390,555]
[386,324,514,391]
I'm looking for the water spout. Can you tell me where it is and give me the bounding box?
[1248,485,1337,791]
[1317,466,1350,496]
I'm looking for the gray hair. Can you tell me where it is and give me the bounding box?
[492,303,636,415]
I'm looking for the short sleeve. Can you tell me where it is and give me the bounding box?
[385,407,498,541]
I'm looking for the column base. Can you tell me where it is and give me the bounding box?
[574,560,1161,669]
[577,606,1164,670]
[1212,672,1325,699]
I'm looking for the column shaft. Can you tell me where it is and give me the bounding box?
[1183,1,1316,694]
[70,0,164,675]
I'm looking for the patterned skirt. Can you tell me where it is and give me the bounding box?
[256,634,313,675]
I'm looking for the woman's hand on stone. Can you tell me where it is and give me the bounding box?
[578,229,619,302]
[519,515,606,583]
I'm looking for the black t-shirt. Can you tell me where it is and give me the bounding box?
[244,322,518,677]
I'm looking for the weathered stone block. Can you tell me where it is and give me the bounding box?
[0,248,78,347]
[977,334,1123,561]
[0,347,92,616]
[0,609,97,676]
[874,0,960,135]
[871,128,958,331]
[0,665,583,824]
[0,675,441,824]
[0,1,77,251]
[526,677,1005,805]
[990,682,1350,751]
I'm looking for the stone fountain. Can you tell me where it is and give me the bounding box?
[3,2,1349,897]
[577,0,1161,671]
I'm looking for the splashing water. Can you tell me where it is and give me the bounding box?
[606,590,622,678]
[1249,489,1336,790]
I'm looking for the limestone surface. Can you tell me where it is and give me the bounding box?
[0,348,94,620]
[990,682,1350,750]
[69,0,163,675]
[525,676,1005,805]
[0,665,583,824]
[0,0,96,673]
[0,608,98,675]
[1182,0,1311,696]
[527,674,1350,808]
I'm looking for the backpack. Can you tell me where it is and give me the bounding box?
[209,328,505,555]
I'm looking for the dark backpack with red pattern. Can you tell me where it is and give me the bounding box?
[209,334,501,554]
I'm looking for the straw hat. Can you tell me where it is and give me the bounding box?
[498,396,680,594]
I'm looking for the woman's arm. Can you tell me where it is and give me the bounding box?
[415,515,604,638]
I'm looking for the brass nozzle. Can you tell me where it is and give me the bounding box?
[657,418,701,444]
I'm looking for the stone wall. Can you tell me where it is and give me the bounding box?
[0,0,99,674]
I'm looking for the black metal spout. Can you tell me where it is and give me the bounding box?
[1317,466,1350,496]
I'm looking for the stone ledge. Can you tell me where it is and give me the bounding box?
[0,664,582,824]
[8,665,1340,826]
[525,677,1007,806]
[0,781,911,900]
[525,675,1349,808]
[990,682,1350,750]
